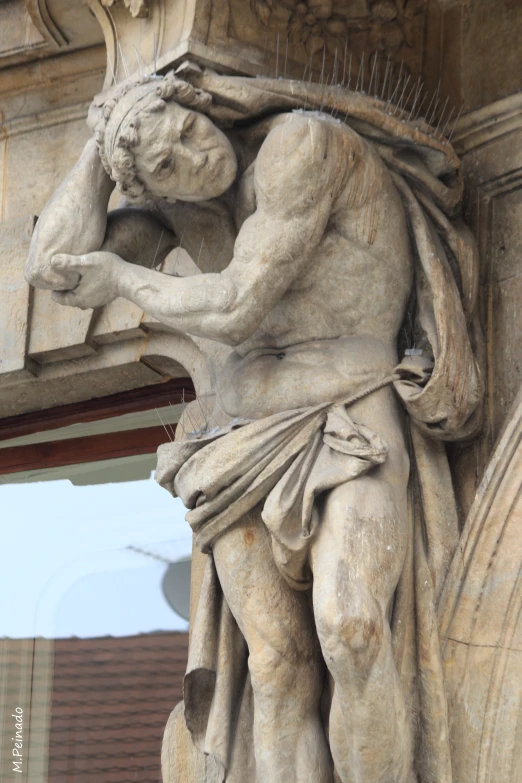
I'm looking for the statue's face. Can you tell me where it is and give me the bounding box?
[129,99,238,202]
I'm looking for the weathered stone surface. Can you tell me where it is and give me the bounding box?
[3,3,522,782]
[0,216,36,382]
[440,384,522,783]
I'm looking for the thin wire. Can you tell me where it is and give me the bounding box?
[133,45,143,76]
[387,61,403,108]
[440,105,456,138]
[407,79,423,121]
[428,81,441,125]
[449,104,464,141]
[196,238,205,267]
[107,54,117,85]
[368,52,378,96]
[381,56,391,101]
[118,41,129,79]
[155,408,173,442]
[150,229,164,268]
[394,74,411,115]
[434,95,449,135]
[422,81,439,125]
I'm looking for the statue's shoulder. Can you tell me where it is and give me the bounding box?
[256,112,331,173]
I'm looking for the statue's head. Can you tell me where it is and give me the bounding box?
[94,72,238,203]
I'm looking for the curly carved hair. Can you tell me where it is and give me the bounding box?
[94,71,213,203]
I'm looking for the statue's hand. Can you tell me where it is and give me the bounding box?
[50,251,123,310]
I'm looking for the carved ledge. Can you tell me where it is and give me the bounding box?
[0,218,220,416]
[454,92,522,157]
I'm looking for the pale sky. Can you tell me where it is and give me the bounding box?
[0,456,192,639]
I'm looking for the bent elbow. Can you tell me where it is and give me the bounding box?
[24,261,51,289]
[216,310,259,347]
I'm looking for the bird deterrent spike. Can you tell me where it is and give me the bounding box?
[380,56,391,101]
[440,105,456,138]
[107,54,117,85]
[422,81,439,125]
[368,52,378,96]
[394,74,411,115]
[387,74,402,110]
[412,87,428,122]
[196,238,205,267]
[275,33,280,79]
[165,403,177,439]
[303,60,313,111]
[133,45,143,77]
[449,104,464,141]
[347,52,352,91]
[407,79,423,121]
[153,33,157,75]
[171,232,185,275]
[193,395,210,433]
[150,229,164,269]
[155,408,173,442]
[355,54,364,92]
[320,45,326,85]
[284,36,289,80]
[427,81,441,126]
[180,390,198,433]
[118,40,130,79]
[330,87,341,119]
[428,96,441,128]
[403,77,418,114]
[388,61,404,106]
[434,95,449,136]
[319,73,330,112]
[333,48,339,85]
[342,40,348,86]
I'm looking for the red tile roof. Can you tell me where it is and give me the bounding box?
[48,632,189,782]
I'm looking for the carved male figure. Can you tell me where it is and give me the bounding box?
[26,70,481,783]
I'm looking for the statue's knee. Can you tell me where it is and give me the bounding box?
[318,588,383,671]
[248,641,315,702]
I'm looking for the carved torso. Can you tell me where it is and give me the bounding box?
[158,113,413,417]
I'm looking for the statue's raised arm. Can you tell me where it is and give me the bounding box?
[25,137,114,290]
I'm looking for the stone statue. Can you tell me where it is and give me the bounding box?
[26,68,483,783]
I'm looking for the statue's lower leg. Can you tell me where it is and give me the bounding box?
[213,513,333,783]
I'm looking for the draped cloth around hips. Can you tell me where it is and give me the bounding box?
[156,384,466,783]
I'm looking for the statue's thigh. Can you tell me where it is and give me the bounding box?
[310,470,409,611]
[212,506,316,662]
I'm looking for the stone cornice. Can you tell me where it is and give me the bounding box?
[0,102,90,141]
[453,92,522,156]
